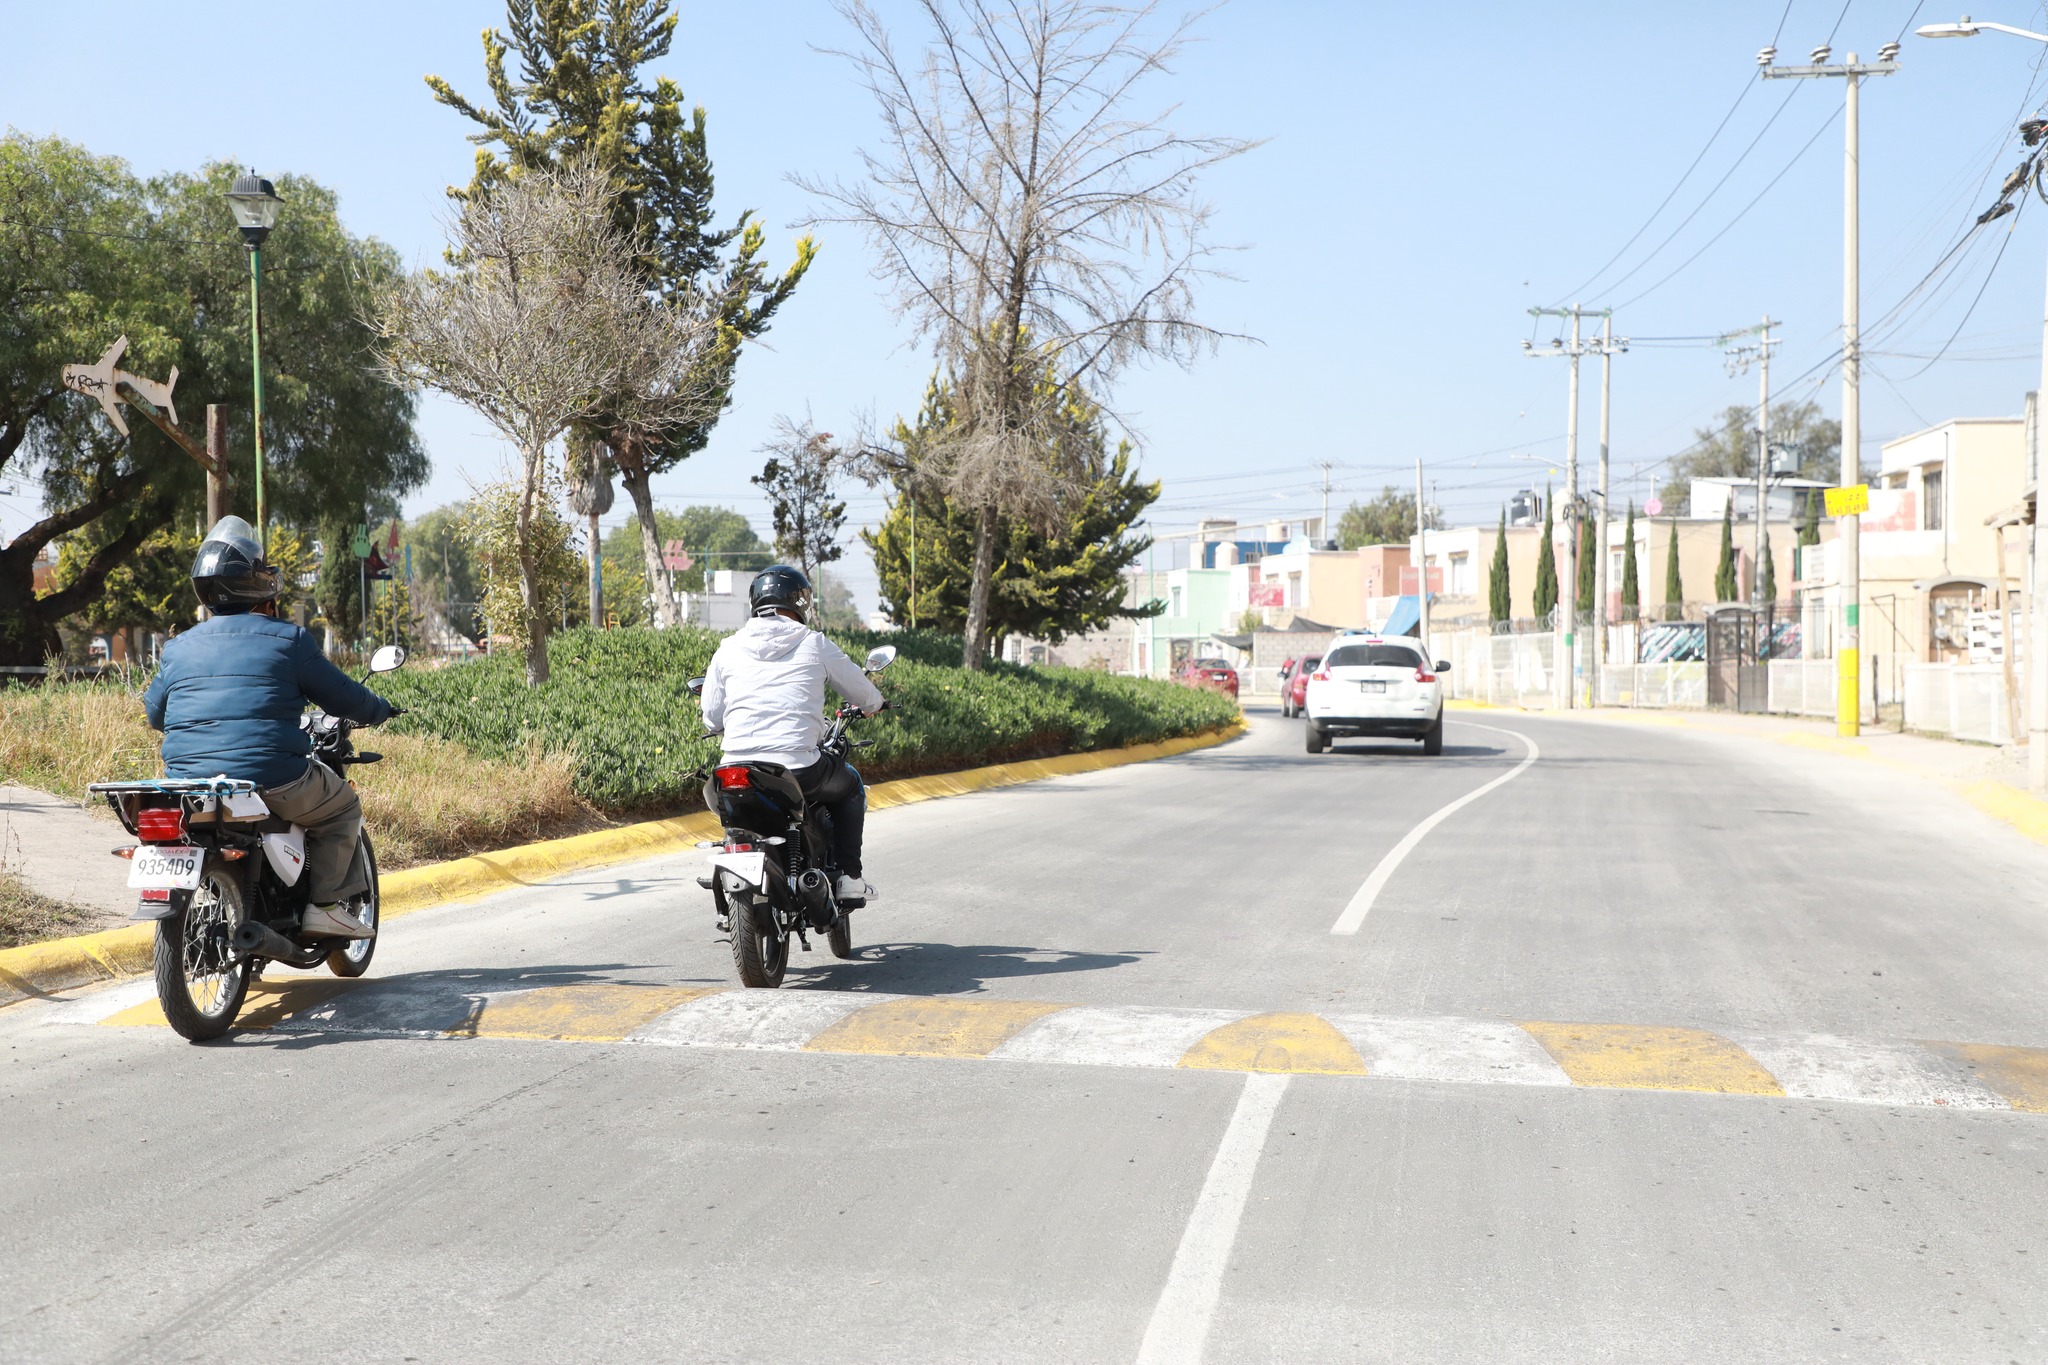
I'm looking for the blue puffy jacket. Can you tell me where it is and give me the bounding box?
[143,612,395,789]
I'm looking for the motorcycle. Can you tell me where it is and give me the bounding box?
[686,644,897,988]
[89,644,408,1041]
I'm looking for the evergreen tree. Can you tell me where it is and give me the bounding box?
[1533,484,1558,621]
[751,421,846,584]
[429,0,815,629]
[1799,489,1822,546]
[1714,500,1738,602]
[1577,505,1597,622]
[1488,509,1511,624]
[864,375,1160,647]
[1760,528,1777,604]
[1620,502,1640,616]
[1663,518,1684,621]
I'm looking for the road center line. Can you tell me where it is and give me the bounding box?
[1134,1072,1290,1365]
[1329,720,1540,935]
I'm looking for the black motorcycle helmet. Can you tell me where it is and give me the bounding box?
[748,564,813,623]
[191,515,283,609]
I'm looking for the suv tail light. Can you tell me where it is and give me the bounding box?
[714,766,753,790]
[1414,667,1437,683]
[1311,670,1329,682]
[135,808,186,842]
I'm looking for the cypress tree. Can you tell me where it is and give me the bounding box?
[1489,508,1512,624]
[1534,484,1558,621]
[1799,489,1821,546]
[1577,504,1597,621]
[1714,500,1738,602]
[1760,528,1777,603]
[1663,517,1684,621]
[1620,501,1639,616]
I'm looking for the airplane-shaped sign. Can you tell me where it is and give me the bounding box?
[61,336,178,437]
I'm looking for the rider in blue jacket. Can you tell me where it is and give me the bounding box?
[143,517,396,938]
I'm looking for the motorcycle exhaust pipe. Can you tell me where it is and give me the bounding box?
[794,869,834,929]
[231,920,326,967]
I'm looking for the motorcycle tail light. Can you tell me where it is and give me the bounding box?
[138,889,172,903]
[724,842,755,853]
[136,808,185,842]
[714,766,753,790]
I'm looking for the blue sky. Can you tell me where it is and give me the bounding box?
[7,1,2048,608]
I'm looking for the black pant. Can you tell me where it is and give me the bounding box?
[794,755,866,878]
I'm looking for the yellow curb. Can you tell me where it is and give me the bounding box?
[0,722,1245,1010]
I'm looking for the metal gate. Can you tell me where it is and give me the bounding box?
[1706,608,1765,712]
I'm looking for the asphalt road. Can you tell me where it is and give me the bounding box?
[5,708,2048,1363]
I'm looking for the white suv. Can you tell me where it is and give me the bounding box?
[1303,636,1447,755]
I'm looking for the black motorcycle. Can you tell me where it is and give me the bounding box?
[687,644,896,988]
[89,644,408,1041]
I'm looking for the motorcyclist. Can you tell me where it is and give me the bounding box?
[142,516,397,938]
[700,564,884,901]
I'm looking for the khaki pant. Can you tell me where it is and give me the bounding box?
[260,761,369,905]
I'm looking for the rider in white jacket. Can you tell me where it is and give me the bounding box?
[700,565,885,899]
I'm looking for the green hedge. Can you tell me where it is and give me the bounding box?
[379,625,1236,812]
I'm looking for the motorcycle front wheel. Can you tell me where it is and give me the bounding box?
[327,830,379,978]
[154,860,252,1041]
[730,891,788,988]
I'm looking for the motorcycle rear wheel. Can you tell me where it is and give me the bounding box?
[827,912,854,960]
[730,892,788,988]
[327,830,379,978]
[154,861,252,1041]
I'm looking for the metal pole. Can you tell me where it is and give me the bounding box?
[249,244,266,553]
[1594,314,1613,703]
[1415,458,1430,651]
[910,499,918,629]
[1839,61,1863,737]
[1755,315,1773,606]
[1562,305,1582,709]
[2032,249,2048,789]
[589,507,603,628]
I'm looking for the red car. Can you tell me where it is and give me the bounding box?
[1279,654,1322,718]
[1176,656,1239,699]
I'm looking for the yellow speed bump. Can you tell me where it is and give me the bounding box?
[461,984,724,1042]
[101,976,363,1031]
[1179,1012,1369,1075]
[1519,1021,1783,1095]
[805,997,1072,1058]
[1924,1041,2048,1113]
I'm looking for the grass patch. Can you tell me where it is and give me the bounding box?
[0,870,94,949]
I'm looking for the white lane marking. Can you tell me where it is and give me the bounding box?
[13,976,158,1028]
[1325,1013,1572,1087]
[1329,719,1540,935]
[1727,1032,2010,1110]
[627,988,895,1049]
[991,1005,1251,1068]
[1135,1073,1290,1365]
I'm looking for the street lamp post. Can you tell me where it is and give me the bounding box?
[225,173,283,552]
[1916,16,2048,792]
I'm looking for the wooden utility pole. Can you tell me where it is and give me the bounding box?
[204,405,231,526]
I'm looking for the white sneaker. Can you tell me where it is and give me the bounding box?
[835,875,877,902]
[302,903,374,939]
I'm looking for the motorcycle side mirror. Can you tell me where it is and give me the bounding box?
[686,676,706,697]
[864,645,898,673]
[368,645,407,674]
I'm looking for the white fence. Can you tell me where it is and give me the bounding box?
[1765,660,1838,719]
[1597,663,1708,709]
[1902,663,2021,745]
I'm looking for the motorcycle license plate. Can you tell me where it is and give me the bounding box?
[128,845,203,890]
[707,849,767,887]
[1361,681,1387,693]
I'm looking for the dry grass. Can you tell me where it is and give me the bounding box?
[0,870,93,949]
[0,679,607,870]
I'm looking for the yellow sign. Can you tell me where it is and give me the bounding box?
[1824,484,1869,517]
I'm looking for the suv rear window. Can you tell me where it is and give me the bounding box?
[1325,643,1421,669]
[1190,659,1230,670]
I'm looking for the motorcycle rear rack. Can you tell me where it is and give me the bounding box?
[88,777,259,796]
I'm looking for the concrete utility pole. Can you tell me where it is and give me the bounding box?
[1525,304,1610,707]
[1415,458,1430,651]
[1720,316,1781,606]
[1762,39,1898,736]
[1318,460,1337,543]
[1590,317,1626,697]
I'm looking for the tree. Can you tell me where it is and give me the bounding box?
[1760,528,1778,604]
[461,471,583,655]
[49,523,199,659]
[1577,506,1597,623]
[1663,517,1684,621]
[1660,400,1842,513]
[1799,489,1822,547]
[315,518,367,650]
[600,505,771,626]
[1533,484,1558,621]
[752,419,847,583]
[373,162,716,684]
[1620,502,1640,617]
[1714,500,1738,602]
[1337,485,1444,549]
[0,135,424,666]
[366,569,422,651]
[807,0,1253,668]
[429,0,815,630]
[1488,510,1511,626]
[407,504,482,644]
[864,375,1160,646]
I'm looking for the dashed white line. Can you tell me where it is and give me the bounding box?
[1329,719,1540,935]
[1134,1072,1290,1365]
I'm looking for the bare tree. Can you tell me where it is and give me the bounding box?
[372,161,715,684]
[801,0,1254,667]
[752,416,848,585]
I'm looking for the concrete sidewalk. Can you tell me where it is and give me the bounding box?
[1,786,132,931]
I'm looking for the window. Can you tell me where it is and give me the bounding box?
[1288,571,1303,606]
[1450,552,1471,595]
[1922,469,1944,531]
[1325,642,1423,669]
[1171,586,1183,615]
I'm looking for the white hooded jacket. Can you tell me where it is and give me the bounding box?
[700,614,884,770]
